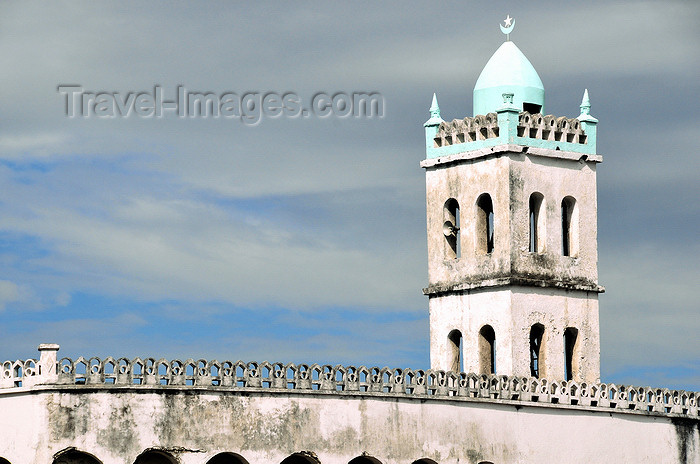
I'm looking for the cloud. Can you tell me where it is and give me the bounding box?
[0,280,20,310]
[0,133,70,158]
[0,311,149,361]
[600,241,700,389]
[0,188,425,310]
[522,2,699,79]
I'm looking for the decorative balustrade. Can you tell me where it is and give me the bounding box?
[434,113,500,147]
[0,359,39,388]
[1,351,698,418]
[433,112,587,148]
[516,112,587,144]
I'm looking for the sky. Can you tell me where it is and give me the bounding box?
[0,1,698,390]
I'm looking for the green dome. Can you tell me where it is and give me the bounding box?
[473,41,544,116]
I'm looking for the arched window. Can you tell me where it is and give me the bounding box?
[281,453,320,464]
[529,192,545,252]
[561,196,578,256]
[0,458,10,464]
[54,449,102,464]
[208,453,249,464]
[478,325,496,374]
[412,460,438,464]
[349,457,383,464]
[447,329,463,373]
[529,323,545,378]
[476,194,494,254]
[134,450,177,464]
[443,199,460,259]
[564,327,579,381]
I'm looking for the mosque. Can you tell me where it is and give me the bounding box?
[0,17,698,464]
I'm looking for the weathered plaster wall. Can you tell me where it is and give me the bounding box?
[0,388,697,464]
[508,152,599,287]
[424,147,602,381]
[0,392,44,460]
[429,288,513,374]
[423,148,600,292]
[510,287,600,382]
[429,286,600,382]
[424,155,511,288]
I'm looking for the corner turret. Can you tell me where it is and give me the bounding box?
[424,93,444,151]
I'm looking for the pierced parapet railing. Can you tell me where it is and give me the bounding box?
[516,112,586,144]
[434,113,500,147]
[433,112,586,148]
[2,354,699,418]
[0,359,39,388]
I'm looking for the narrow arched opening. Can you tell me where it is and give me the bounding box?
[564,327,579,381]
[561,196,578,256]
[207,453,249,464]
[412,459,438,464]
[54,449,102,464]
[134,450,177,464]
[443,198,460,259]
[529,323,545,378]
[476,194,494,254]
[447,329,463,373]
[529,192,545,253]
[0,458,11,464]
[478,325,496,374]
[281,453,320,464]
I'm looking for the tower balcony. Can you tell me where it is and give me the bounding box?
[424,105,598,161]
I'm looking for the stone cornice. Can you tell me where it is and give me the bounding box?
[421,144,603,170]
[423,276,604,295]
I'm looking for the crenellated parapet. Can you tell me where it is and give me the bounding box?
[515,112,587,144]
[429,110,595,158]
[424,91,599,159]
[2,349,699,418]
[433,113,500,147]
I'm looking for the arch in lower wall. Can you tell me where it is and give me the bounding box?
[133,449,178,464]
[52,448,102,464]
[349,456,383,464]
[280,452,320,464]
[206,452,249,464]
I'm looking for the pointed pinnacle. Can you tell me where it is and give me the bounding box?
[581,89,591,108]
[429,93,441,119]
[577,88,597,122]
[580,89,591,114]
[430,93,439,112]
[424,93,444,127]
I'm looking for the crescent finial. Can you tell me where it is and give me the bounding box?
[500,15,515,40]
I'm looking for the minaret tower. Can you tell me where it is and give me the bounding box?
[422,17,603,383]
